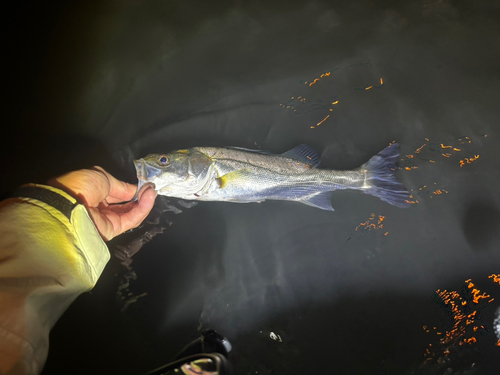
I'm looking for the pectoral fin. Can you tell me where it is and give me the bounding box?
[217,170,251,189]
[216,170,264,203]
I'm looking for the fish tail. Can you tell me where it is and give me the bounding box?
[361,143,410,208]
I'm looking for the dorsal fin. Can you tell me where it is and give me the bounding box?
[226,146,271,155]
[282,144,321,167]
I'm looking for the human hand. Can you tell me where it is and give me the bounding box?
[48,166,157,241]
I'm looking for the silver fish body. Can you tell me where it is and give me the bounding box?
[133,144,410,210]
[494,306,500,342]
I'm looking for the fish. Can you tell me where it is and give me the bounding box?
[133,143,410,210]
[494,306,500,342]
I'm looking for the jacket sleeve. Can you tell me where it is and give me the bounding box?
[0,184,110,375]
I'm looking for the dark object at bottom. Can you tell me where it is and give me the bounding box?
[145,330,233,375]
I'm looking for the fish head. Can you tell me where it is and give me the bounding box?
[133,149,213,196]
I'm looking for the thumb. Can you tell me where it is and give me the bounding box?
[116,184,157,235]
[138,184,157,211]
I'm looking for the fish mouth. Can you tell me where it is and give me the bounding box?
[133,159,147,181]
[132,159,147,201]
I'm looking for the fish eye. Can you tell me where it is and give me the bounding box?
[158,154,170,166]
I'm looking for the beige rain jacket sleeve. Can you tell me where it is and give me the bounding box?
[0,184,109,375]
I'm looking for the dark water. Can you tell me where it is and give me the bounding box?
[4,1,500,374]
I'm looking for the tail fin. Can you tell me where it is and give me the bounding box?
[361,143,410,208]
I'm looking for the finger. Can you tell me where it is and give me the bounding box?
[117,186,157,233]
[99,201,110,209]
[93,166,137,203]
[137,182,156,200]
[102,201,137,214]
[106,182,155,206]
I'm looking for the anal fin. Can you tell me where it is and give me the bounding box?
[301,191,335,211]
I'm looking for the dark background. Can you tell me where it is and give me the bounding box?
[3,1,500,374]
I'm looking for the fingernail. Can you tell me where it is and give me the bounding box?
[144,183,157,197]
[140,182,155,193]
